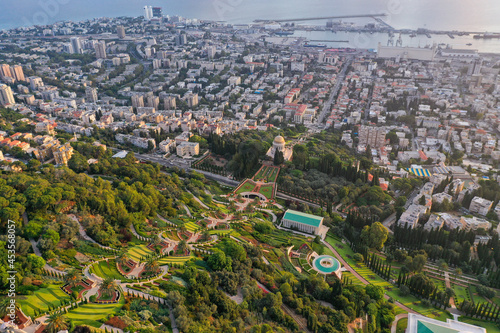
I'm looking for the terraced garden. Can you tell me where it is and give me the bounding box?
[157,255,194,266]
[298,254,318,275]
[209,228,236,236]
[235,179,257,194]
[259,184,275,199]
[127,244,155,262]
[18,284,71,317]
[90,260,125,280]
[184,222,200,233]
[253,165,280,183]
[66,298,125,328]
[163,230,181,241]
[453,283,471,305]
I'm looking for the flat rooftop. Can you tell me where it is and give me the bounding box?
[283,209,323,227]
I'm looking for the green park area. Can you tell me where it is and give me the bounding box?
[459,317,500,332]
[18,284,71,317]
[127,244,155,262]
[90,259,125,280]
[66,298,125,328]
[235,179,257,194]
[258,184,274,199]
[184,222,200,233]
[253,165,280,183]
[157,255,194,266]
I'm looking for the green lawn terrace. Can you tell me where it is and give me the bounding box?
[232,165,281,201]
[18,284,71,317]
[259,184,274,199]
[235,179,258,194]
[162,229,181,242]
[66,298,125,328]
[96,290,121,303]
[90,259,128,280]
[233,179,276,201]
[184,221,201,233]
[157,255,194,266]
[253,165,280,183]
[127,244,155,262]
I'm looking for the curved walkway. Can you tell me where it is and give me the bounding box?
[156,213,177,227]
[69,215,116,251]
[186,190,210,209]
[130,223,153,242]
[257,208,277,222]
[391,314,408,333]
[29,238,67,276]
[181,203,193,218]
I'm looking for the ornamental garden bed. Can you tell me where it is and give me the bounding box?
[96,290,120,303]
[62,282,91,299]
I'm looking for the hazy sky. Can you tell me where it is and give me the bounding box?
[1,0,499,32]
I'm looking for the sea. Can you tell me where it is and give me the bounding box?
[1,0,500,52]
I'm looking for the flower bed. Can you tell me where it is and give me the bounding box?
[95,290,120,304]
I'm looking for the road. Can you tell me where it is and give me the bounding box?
[381,213,396,233]
[131,151,239,187]
[315,57,352,125]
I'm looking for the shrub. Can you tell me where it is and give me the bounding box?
[421,299,431,307]
[476,285,495,299]
[399,285,410,296]
[353,253,364,262]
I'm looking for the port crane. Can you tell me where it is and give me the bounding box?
[396,33,403,47]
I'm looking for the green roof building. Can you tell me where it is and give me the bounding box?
[281,209,324,236]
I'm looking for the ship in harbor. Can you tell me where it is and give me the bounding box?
[275,30,294,36]
[304,42,327,48]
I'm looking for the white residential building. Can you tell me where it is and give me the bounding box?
[469,196,493,216]
[176,142,199,157]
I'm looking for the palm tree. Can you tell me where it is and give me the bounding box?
[153,235,162,246]
[99,277,118,298]
[152,235,163,253]
[202,229,211,242]
[0,298,19,317]
[115,252,130,267]
[145,258,160,274]
[178,240,188,254]
[64,268,82,288]
[46,311,69,333]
